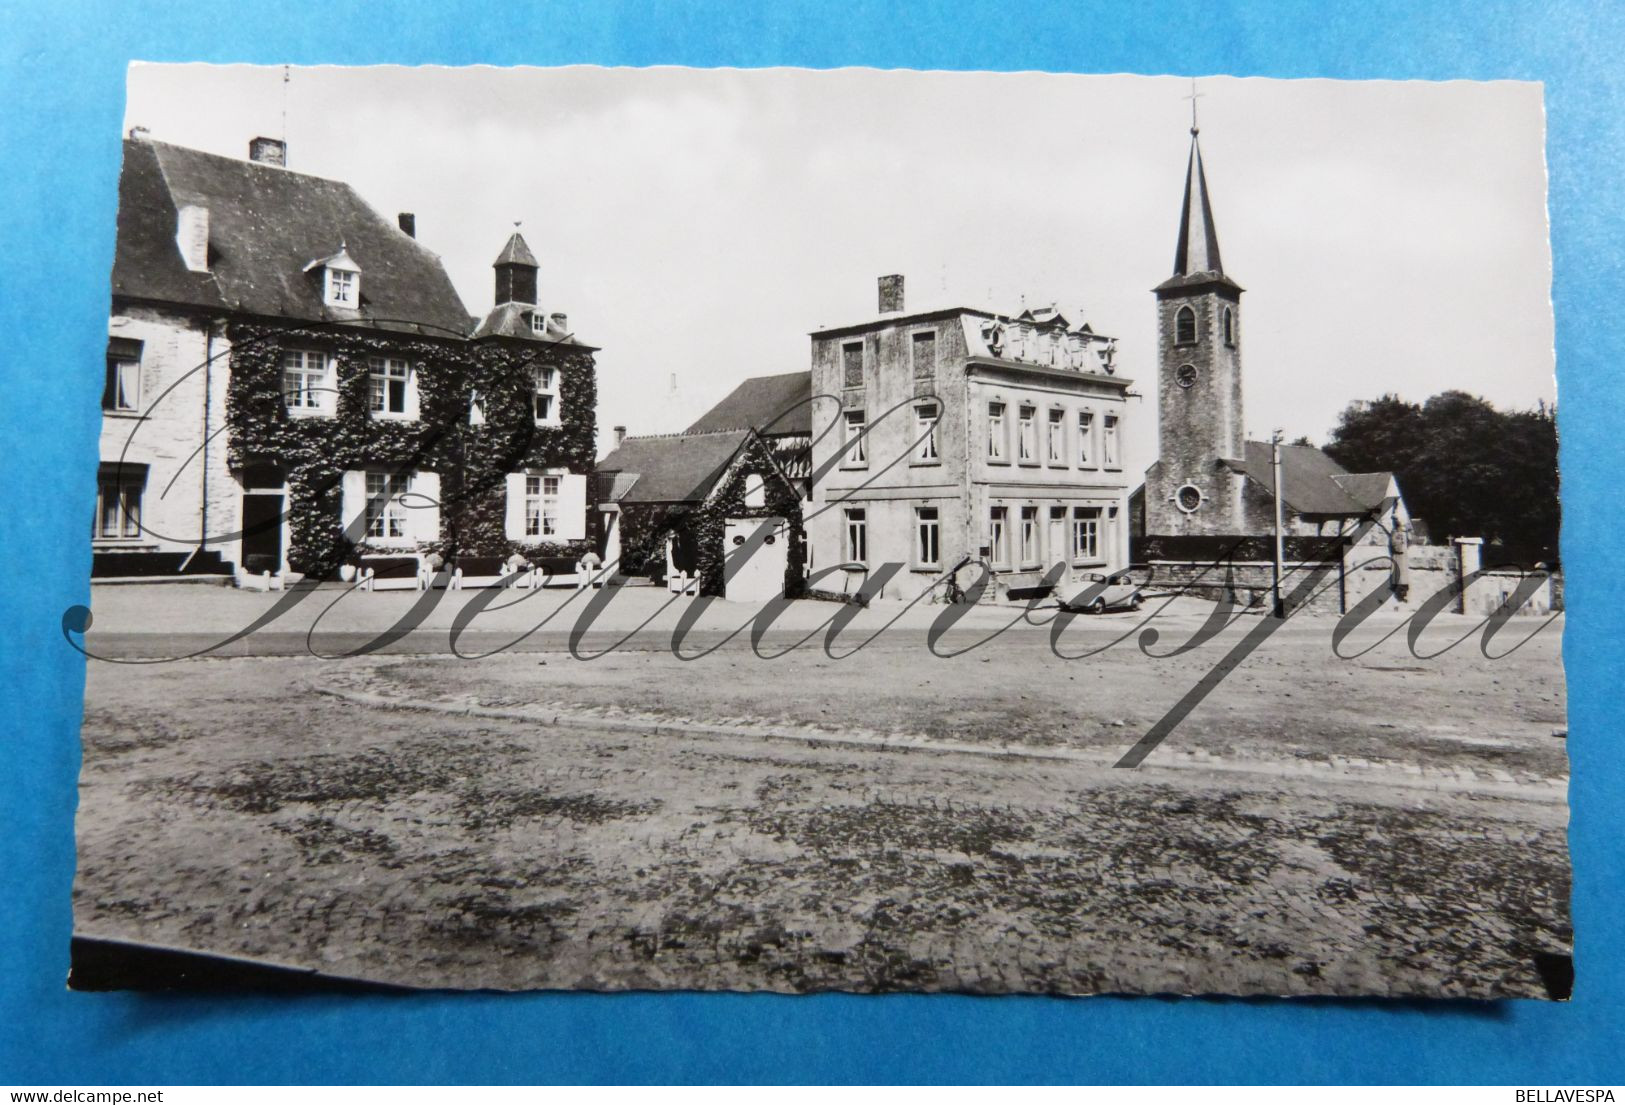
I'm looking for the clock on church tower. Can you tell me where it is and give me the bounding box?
[1143,120,1249,537]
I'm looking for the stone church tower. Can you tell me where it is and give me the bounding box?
[1142,124,1249,536]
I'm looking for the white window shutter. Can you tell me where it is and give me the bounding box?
[504,472,526,541]
[412,470,441,542]
[557,472,587,540]
[340,470,367,539]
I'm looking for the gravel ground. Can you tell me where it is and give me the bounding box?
[73,599,1570,998]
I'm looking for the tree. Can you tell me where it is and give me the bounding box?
[1324,391,1559,564]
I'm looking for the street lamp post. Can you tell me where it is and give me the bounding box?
[1271,429,1285,618]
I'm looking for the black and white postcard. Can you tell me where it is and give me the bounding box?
[73,65,1567,999]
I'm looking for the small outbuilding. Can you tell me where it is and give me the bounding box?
[594,428,805,600]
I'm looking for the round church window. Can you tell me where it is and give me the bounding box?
[1176,363,1198,389]
[1175,484,1203,512]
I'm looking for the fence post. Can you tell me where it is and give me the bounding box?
[1452,537,1483,614]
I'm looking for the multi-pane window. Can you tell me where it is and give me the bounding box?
[915,506,940,568]
[326,267,357,307]
[988,506,1009,567]
[911,330,937,378]
[533,365,558,424]
[1072,506,1101,562]
[1020,505,1039,565]
[368,356,411,416]
[530,310,548,336]
[104,344,141,413]
[1103,414,1120,467]
[842,341,864,387]
[1047,408,1065,464]
[913,403,939,463]
[524,474,560,537]
[364,472,410,540]
[844,507,868,565]
[1078,410,1094,466]
[1017,405,1037,462]
[95,470,143,539]
[843,409,868,466]
[1175,305,1196,344]
[987,402,1007,461]
[281,350,330,413]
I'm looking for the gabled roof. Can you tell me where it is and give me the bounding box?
[685,372,812,436]
[1221,441,1398,517]
[595,429,753,504]
[470,301,592,347]
[494,231,538,267]
[1331,471,1399,511]
[112,138,473,337]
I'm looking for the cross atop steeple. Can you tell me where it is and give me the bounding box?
[1184,78,1204,135]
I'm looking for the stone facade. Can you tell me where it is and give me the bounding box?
[806,289,1132,603]
[1143,280,1247,535]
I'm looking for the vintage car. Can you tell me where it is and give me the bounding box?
[1061,571,1144,614]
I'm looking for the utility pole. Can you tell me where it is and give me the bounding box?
[1271,429,1285,618]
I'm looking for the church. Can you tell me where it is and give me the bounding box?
[1135,120,1411,552]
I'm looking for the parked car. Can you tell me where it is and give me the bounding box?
[1061,571,1143,614]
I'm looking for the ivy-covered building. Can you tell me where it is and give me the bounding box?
[98,132,597,581]
[595,428,805,601]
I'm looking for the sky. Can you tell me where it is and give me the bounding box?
[123,65,1554,473]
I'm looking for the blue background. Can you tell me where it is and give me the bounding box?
[2,0,1621,1085]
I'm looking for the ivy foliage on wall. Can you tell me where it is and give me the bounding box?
[224,321,597,577]
[613,435,806,598]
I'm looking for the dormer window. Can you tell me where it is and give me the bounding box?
[530,310,547,337]
[533,365,559,425]
[307,246,362,308]
[327,268,357,306]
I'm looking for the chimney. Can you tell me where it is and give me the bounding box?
[613,425,627,448]
[549,312,568,333]
[248,136,286,167]
[878,273,905,314]
[397,213,416,238]
[175,204,210,273]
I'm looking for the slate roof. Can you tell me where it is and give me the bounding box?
[112,138,473,337]
[595,429,752,504]
[1331,471,1398,511]
[494,231,539,267]
[1154,133,1244,296]
[685,372,813,436]
[470,301,590,347]
[1223,441,1397,517]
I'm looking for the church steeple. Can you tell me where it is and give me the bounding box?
[1172,133,1224,278]
[1145,108,1248,537]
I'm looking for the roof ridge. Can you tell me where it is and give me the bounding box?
[619,427,751,442]
[140,136,358,191]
